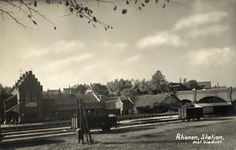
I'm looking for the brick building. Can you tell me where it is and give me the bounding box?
[3,71,43,123]
[3,71,106,124]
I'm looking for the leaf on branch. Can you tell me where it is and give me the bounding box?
[59,1,62,4]
[34,1,37,7]
[28,15,31,18]
[145,0,150,3]
[104,27,107,31]
[93,24,96,28]
[79,8,83,13]
[167,0,169,3]
[142,3,145,7]
[93,16,97,22]
[155,0,158,3]
[88,21,91,24]
[122,9,127,14]
[85,7,88,12]
[76,4,80,10]
[65,1,69,6]
[135,0,138,4]
[163,4,165,8]
[54,26,56,30]
[32,20,37,25]
[138,7,142,11]
[79,14,83,18]
[70,7,73,12]
[113,6,117,11]
[126,0,129,5]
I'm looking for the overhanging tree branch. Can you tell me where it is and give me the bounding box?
[0,0,169,30]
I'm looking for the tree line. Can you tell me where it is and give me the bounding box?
[106,70,202,98]
[1,70,201,96]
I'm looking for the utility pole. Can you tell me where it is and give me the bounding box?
[76,97,92,144]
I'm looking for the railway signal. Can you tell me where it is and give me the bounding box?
[76,97,93,144]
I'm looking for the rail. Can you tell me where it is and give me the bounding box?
[1,113,178,132]
[117,112,178,121]
[1,120,71,132]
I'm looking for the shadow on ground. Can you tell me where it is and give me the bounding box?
[0,138,65,150]
[93,126,156,134]
[100,139,192,145]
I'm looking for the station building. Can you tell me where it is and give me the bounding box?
[3,71,106,124]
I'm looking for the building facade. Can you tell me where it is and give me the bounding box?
[3,71,106,124]
[4,71,43,123]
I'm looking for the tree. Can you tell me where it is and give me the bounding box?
[120,88,134,99]
[185,80,200,90]
[138,79,151,94]
[183,78,187,84]
[150,70,168,94]
[0,83,12,95]
[0,0,169,30]
[92,83,109,96]
[76,84,87,94]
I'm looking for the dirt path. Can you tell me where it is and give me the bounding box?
[1,116,236,150]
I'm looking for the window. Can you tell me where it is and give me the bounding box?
[25,93,30,101]
[32,93,37,101]
[34,112,37,119]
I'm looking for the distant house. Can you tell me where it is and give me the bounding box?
[116,97,134,115]
[134,94,182,113]
[64,84,87,95]
[169,82,186,93]
[106,97,134,115]
[197,81,211,89]
[41,91,106,121]
[92,83,109,96]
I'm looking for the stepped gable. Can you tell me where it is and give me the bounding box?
[11,71,42,94]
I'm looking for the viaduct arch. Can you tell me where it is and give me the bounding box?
[176,87,236,104]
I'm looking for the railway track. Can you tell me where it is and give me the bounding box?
[1,115,180,144]
[1,127,74,143]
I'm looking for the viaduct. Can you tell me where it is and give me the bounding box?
[176,87,236,107]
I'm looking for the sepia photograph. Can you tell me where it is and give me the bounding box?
[0,0,236,149]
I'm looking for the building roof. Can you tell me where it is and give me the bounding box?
[42,92,52,99]
[197,81,211,89]
[135,94,171,108]
[119,97,133,105]
[106,100,117,109]
[47,93,77,104]
[6,103,20,113]
[6,94,17,101]
[41,92,106,109]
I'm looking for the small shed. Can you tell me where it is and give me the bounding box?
[106,97,134,115]
[115,97,134,115]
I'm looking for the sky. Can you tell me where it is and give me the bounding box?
[0,0,236,90]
